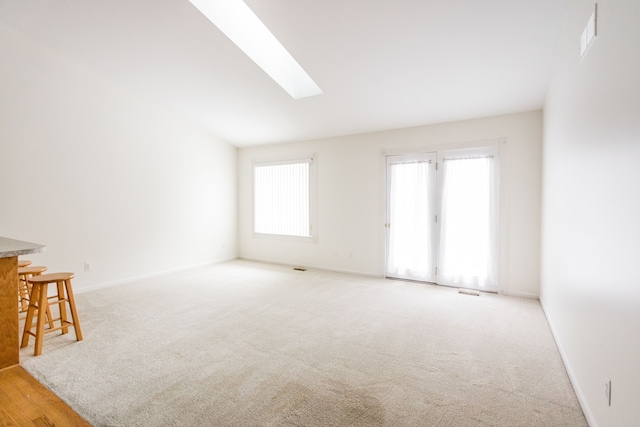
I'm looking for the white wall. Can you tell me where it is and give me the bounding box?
[0,26,238,292]
[541,0,640,426]
[239,111,542,297]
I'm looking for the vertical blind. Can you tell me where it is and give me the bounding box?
[254,161,310,237]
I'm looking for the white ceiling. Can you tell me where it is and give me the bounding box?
[0,0,569,147]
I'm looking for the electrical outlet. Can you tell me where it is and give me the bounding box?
[84,262,92,272]
[605,378,612,406]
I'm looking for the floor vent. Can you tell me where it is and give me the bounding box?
[458,289,480,296]
[293,266,307,271]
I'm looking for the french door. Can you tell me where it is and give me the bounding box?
[385,153,438,282]
[385,147,499,291]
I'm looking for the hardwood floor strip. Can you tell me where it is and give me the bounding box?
[0,366,90,427]
[0,407,20,426]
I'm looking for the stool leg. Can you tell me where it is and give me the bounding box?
[45,304,55,330]
[20,284,39,348]
[56,280,69,335]
[24,275,54,328]
[33,283,49,356]
[18,276,29,312]
[32,272,54,329]
[64,279,83,341]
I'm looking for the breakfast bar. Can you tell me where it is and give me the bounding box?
[0,236,45,369]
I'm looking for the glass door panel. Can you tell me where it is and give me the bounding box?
[385,153,437,282]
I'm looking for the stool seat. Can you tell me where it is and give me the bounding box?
[18,266,47,275]
[21,272,82,356]
[29,273,75,284]
[18,260,32,268]
[29,272,75,283]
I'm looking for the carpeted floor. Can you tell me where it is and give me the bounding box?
[20,260,587,426]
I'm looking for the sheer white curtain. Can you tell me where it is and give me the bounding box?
[438,157,498,290]
[386,160,435,281]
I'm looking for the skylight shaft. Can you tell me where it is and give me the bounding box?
[189,0,322,99]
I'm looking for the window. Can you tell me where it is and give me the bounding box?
[253,156,316,240]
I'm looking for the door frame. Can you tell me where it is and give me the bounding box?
[380,139,506,293]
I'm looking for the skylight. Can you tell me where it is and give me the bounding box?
[189,0,323,99]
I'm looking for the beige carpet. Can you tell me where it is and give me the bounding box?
[20,260,587,426]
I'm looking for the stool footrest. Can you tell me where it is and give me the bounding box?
[24,320,75,337]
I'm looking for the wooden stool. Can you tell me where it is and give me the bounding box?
[21,272,83,356]
[17,266,47,313]
[18,260,32,268]
[18,266,55,331]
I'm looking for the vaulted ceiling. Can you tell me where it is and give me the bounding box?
[0,0,569,147]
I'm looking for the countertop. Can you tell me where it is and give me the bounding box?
[0,237,46,258]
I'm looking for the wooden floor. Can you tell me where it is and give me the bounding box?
[0,365,90,427]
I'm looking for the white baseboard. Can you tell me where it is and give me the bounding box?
[239,258,546,298]
[540,297,596,427]
[499,289,540,299]
[238,256,381,278]
[75,256,237,294]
